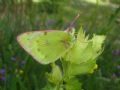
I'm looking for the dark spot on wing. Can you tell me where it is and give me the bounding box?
[60,39,70,48]
[44,32,47,35]
[44,55,47,58]
[37,48,40,51]
[45,40,49,45]
[27,38,30,40]
[36,40,39,43]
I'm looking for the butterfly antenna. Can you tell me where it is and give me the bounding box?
[66,13,80,32]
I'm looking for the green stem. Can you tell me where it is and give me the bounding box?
[50,62,64,90]
[55,82,61,90]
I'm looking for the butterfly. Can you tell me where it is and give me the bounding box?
[17,30,74,64]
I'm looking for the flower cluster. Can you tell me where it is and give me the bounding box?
[112,49,120,56]
[0,68,6,81]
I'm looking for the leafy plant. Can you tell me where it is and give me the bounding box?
[17,27,105,90]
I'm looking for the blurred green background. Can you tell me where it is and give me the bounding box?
[0,0,120,90]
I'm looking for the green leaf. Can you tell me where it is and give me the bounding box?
[64,28,105,64]
[77,27,86,43]
[92,34,105,52]
[63,28,105,76]
[42,82,64,90]
[63,59,97,77]
[64,77,82,90]
[46,63,62,84]
[64,41,92,64]
[68,61,97,76]
[42,83,56,90]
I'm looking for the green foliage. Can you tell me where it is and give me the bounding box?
[65,78,82,90]
[64,27,105,64]
[63,60,97,77]
[46,63,62,84]
[62,28,105,78]
[42,83,56,90]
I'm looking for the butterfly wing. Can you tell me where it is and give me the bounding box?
[17,30,73,64]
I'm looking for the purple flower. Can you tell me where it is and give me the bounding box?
[112,73,116,77]
[112,49,120,56]
[45,18,56,28]
[117,65,120,69]
[19,60,26,67]
[0,68,6,75]
[112,72,120,77]
[11,56,17,61]
[0,77,5,81]
[21,60,26,65]
[0,68,6,81]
